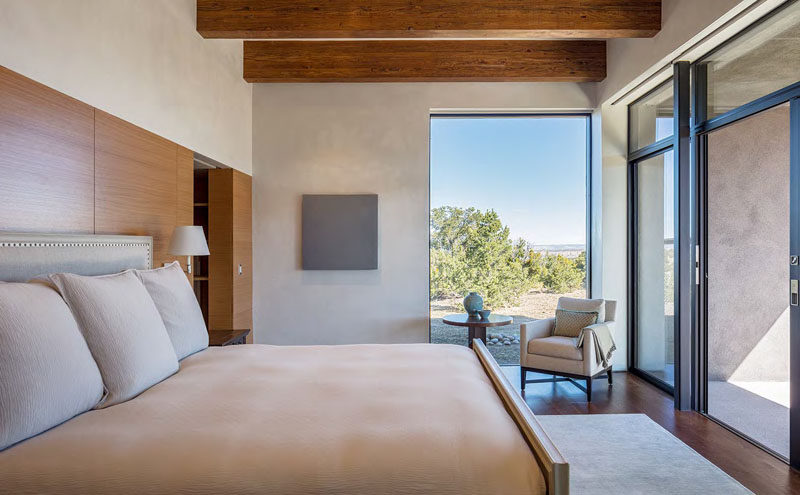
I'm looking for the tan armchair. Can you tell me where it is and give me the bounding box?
[520,297,617,402]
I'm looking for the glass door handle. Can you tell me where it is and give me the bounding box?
[792,279,799,306]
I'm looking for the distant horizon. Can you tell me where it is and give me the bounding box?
[430,116,588,245]
[530,242,586,249]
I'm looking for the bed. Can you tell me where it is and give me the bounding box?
[0,233,568,495]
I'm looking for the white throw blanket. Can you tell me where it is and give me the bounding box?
[577,324,617,368]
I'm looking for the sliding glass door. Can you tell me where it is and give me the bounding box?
[626,0,800,466]
[693,0,800,467]
[704,103,792,459]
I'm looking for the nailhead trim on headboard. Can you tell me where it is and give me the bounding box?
[0,241,152,268]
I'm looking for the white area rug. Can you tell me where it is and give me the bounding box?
[537,414,752,494]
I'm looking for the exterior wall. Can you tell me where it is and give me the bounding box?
[251,82,593,345]
[0,0,252,173]
[707,103,790,382]
[596,103,630,369]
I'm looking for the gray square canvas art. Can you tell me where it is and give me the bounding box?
[302,194,378,270]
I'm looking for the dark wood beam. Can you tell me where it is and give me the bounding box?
[199,0,660,39]
[243,40,606,83]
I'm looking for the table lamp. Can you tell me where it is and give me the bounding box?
[168,226,209,274]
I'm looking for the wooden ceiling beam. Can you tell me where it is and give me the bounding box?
[199,0,660,39]
[243,40,606,83]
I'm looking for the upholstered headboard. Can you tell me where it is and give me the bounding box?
[0,233,153,282]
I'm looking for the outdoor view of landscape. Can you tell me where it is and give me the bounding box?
[430,116,588,365]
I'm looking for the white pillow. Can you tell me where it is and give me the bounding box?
[48,271,179,408]
[0,282,104,450]
[136,261,208,360]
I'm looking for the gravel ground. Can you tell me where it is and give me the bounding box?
[430,288,585,365]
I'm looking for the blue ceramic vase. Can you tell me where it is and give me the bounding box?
[463,292,484,316]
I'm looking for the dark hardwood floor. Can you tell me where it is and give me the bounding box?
[506,368,800,495]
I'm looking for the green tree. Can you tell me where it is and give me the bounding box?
[430,206,525,307]
[575,250,587,288]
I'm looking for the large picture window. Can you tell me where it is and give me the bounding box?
[629,82,674,152]
[428,115,590,365]
[628,78,677,393]
[701,0,800,119]
[633,150,675,387]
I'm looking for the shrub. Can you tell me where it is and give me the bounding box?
[543,254,585,293]
[430,206,586,306]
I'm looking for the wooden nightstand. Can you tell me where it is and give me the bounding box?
[208,329,250,346]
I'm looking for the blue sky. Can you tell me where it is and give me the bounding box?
[430,116,588,245]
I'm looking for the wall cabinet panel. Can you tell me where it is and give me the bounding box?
[208,168,253,340]
[209,168,233,331]
[232,171,253,333]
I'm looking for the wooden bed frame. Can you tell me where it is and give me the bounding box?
[473,339,569,495]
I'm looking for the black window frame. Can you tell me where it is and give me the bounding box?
[628,0,800,463]
[427,113,594,344]
[627,63,692,406]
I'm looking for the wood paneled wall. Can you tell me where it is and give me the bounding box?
[0,65,192,271]
[176,146,195,281]
[94,110,187,268]
[0,66,95,233]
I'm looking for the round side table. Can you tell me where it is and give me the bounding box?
[441,314,513,348]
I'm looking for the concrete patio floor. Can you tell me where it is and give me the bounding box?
[708,380,789,459]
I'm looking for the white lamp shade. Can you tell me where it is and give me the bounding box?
[168,226,210,256]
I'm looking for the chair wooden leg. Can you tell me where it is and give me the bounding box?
[520,368,526,391]
[586,377,592,402]
[607,369,613,385]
